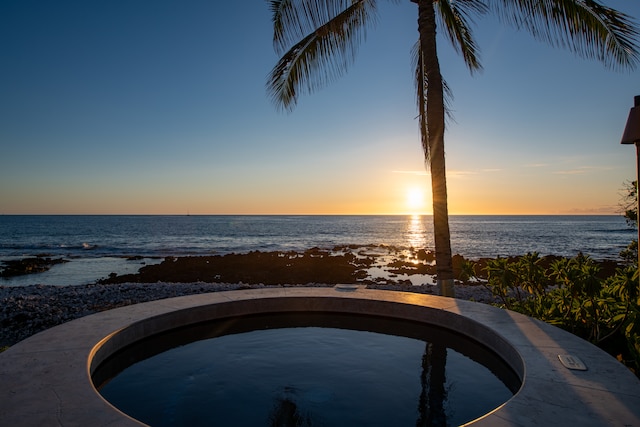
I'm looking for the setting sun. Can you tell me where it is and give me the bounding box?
[406,187,426,212]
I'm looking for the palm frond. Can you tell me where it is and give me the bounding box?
[436,0,487,73]
[412,41,455,164]
[268,0,378,111]
[414,40,430,163]
[489,0,639,70]
[272,0,355,55]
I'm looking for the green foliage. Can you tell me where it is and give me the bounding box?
[470,254,640,375]
[620,240,638,266]
[620,180,638,266]
[0,346,8,353]
[621,180,638,228]
[470,181,640,374]
[482,252,548,308]
[456,259,476,284]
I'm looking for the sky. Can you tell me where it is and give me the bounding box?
[1,1,639,215]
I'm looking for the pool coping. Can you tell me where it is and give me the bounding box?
[1,287,639,426]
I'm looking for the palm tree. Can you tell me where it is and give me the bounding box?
[266,0,639,297]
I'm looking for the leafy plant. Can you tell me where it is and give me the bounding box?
[481,253,549,308]
[456,259,476,285]
[469,253,640,375]
[620,180,638,266]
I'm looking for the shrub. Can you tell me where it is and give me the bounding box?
[471,253,640,375]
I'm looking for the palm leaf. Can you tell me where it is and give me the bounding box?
[412,41,455,163]
[436,0,487,73]
[489,0,640,69]
[268,0,378,110]
[414,40,430,162]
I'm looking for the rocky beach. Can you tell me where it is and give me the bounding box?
[0,248,624,349]
[0,281,500,348]
[0,248,508,348]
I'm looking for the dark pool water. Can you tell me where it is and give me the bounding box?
[96,313,519,426]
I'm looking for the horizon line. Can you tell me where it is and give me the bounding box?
[0,212,624,216]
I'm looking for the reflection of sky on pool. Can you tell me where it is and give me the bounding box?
[99,327,513,426]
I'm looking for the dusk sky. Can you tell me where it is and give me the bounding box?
[1,1,639,215]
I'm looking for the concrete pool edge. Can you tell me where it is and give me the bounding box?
[1,287,639,426]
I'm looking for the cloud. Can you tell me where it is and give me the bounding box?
[447,170,478,178]
[553,169,586,175]
[392,170,429,176]
[393,169,498,179]
[552,165,613,175]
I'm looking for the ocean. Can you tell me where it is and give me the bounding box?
[0,215,634,287]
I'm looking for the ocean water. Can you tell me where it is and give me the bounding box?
[0,215,633,286]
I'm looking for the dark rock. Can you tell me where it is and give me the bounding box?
[416,249,435,262]
[0,257,68,277]
[98,251,371,285]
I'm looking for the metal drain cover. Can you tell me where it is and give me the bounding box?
[558,354,587,371]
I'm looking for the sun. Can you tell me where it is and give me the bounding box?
[406,187,426,212]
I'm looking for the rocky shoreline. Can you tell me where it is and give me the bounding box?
[1,249,624,349]
[0,281,497,348]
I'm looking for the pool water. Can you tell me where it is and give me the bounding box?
[96,313,518,426]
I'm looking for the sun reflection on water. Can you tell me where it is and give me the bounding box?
[406,214,428,252]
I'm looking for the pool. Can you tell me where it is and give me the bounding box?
[2,287,639,426]
[94,312,520,426]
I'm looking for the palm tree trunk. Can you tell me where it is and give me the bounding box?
[416,342,448,426]
[415,0,455,297]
